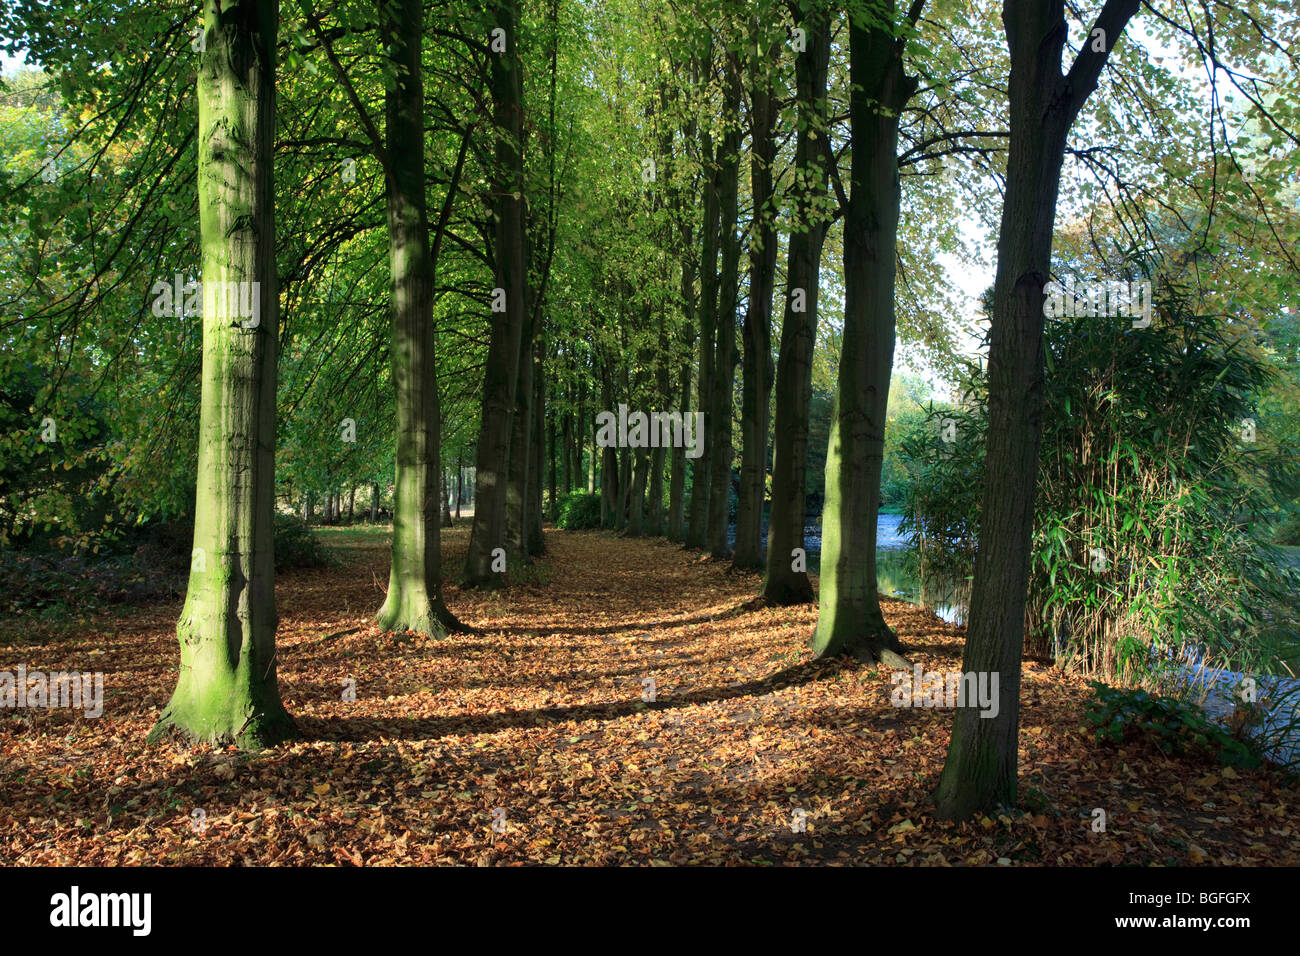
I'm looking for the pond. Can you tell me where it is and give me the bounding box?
[740,512,972,625]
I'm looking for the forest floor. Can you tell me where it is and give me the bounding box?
[2,525,1298,866]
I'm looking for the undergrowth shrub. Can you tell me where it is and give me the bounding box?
[899,281,1300,683]
[1085,681,1262,768]
[273,511,335,569]
[556,492,601,530]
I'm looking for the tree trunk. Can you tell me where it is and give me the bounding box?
[685,99,722,549]
[617,445,632,532]
[560,395,573,497]
[464,0,527,589]
[375,0,462,637]
[763,8,830,605]
[455,452,463,518]
[935,0,1139,821]
[441,470,453,526]
[505,303,534,563]
[667,358,690,541]
[529,337,546,553]
[706,58,743,560]
[148,0,294,749]
[370,482,379,523]
[548,387,559,516]
[811,5,916,662]
[599,362,620,527]
[732,23,779,571]
[628,448,650,537]
[667,99,697,545]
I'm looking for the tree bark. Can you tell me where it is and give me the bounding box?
[529,336,546,553]
[811,3,916,661]
[454,452,462,518]
[148,0,295,749]
[706,58,743,559]
[763,6,830,605]
[685,96,722,549]
[464,0,527,589]
[732,23,780,571]
[935,0,1140,821]
[628,447,650,537]
[599,361,620,528]
[374,0,462,637]
[505,302,534,563]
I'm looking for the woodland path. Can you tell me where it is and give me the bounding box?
[2,527,1297,865]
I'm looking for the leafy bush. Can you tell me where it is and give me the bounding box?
[273,511,334,569]
[0,512,332,622]
[556,492,602,530]
[0,547,179,620]
[898,282,1300,680]
[1085,681,1261,768]
[1275,508,1300,547]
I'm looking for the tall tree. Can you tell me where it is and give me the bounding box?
[732,14,781,571]
[375,0,465,637]
[762,3,832,604]
[464,0,528,588]
[685,46,722,549]
[810,0,921,661]
[706,54,743,559]
[935,0,1140,820]
[148,0,294,748]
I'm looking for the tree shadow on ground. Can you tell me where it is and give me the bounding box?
[298,655,855,743]
[483,599,760,638]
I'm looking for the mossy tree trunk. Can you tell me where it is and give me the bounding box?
[811,3,916,662]
[148,0,294,750]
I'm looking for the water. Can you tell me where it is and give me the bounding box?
[733,511,970,624]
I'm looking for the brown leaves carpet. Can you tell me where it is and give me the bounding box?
[2,526,1296,865]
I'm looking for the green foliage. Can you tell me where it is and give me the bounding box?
[899,284,1300,679]
[897,393,982,596]
[272,512,335,570]
[1085,681,1262,768]
[1274,509,1300,547]
[556,492,602,530]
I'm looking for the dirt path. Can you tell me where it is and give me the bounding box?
[2,527,1296,865]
